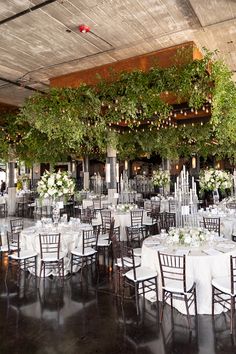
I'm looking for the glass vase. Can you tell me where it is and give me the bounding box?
[52,202,60,225]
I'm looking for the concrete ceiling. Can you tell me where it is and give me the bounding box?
[0,0,235,107]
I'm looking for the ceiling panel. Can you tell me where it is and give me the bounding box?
[0,0,235,106]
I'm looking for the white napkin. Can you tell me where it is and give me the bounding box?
[175,249,189,256]
[145,239,160,245]
[202,248,222,256]
[217,243,235,249]
[151,245,167,251]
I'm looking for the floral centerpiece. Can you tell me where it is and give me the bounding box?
[199,169,232,192]
[116,203,137,213]
[167,227,209,246]
[151,169,170,187]
[37,170,75,201]
[16,174,30,191]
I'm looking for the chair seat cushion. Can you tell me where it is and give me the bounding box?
[0,245,8,252]
[97,239,111,247]
[99,233,109,240]
[9,244,19,251]
[10,250,38,260]
[125,266,157,282]
[163,277,194,294]
[71,247,97,257]
[133,248,142,257]
[212,276,235,295]
[143,219,157,226]
[41,252,65,262]
[116,256,141,268]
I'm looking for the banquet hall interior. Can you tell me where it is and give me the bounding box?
[1,1,236,353]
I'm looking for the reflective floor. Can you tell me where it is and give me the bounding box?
[0,218,236,354]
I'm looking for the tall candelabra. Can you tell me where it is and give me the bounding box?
[233,169,236,197]
[174,165,198,227]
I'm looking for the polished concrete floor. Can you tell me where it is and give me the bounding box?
[1,218,236,354]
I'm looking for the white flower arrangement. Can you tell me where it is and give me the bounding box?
[152,169,170,187]
[167,227,209,246]
[37,170,75,200]
[116,203,137,212]
[199,169,232,192]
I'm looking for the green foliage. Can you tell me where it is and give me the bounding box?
[0,48,236,162]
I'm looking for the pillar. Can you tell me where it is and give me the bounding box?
[106,146,117,203]
[83,156,90,190]
[7,159,16,216]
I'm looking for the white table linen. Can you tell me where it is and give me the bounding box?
[82,198,109,209]
[21,221,92,276]
[95,209,149,241]
[141,234,236,315]
[197,209,236,239]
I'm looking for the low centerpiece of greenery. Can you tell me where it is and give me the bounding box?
[37,170,75,202]
[168,227,209,246]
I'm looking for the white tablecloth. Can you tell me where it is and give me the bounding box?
[82,198,109,209]
[96,209,149,241]
[141,235,236,315]
[144,199,171,212]
[197,210,236,239]
[21,222,92,276]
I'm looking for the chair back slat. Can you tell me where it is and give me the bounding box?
[125,226,144,248]
[7,231,20,256]
[158,252,186,292]
[227,202,236,210]
[230,255,236,294]
[203,217,220,235]
[10,218,23,233]
[82,229,98,254]
[93,198,101,209]
[130,210,143,227]
[120,245,137,279]
[100,209,112,232]
[165,212,176,231]
[39,233,61,259]
[80,207,94,224]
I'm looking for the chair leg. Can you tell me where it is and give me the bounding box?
[184,294,191,330]
[135,283,140,315]
[160,289,165,323]
[170,292,173,311]
[39,262,43,287]
[212,286,215,317]
[34,256,37,287]
[154,277,159,303]
[71,254,74,274]
[194,287,197,316]
[230,296,235,334]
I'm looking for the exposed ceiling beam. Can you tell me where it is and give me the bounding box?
[51,42,202,88]
[0,0,58,26]
[0,77,45,94]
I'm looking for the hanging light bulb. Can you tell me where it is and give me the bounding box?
[192,156,197,169]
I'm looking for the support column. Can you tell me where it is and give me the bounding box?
[83,156,90,190]
[106,146,117,204]
[162,158,171,193]
[7,160,16,216]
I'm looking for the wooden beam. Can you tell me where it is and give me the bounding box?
[0,102,18,114]
[50,42,202,88]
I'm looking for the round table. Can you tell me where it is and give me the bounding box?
[96,209,149,241]
[21,221,93,276]
[141,234,236,314]
[197,209,236,239]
